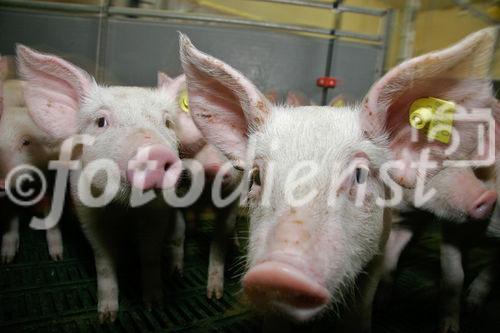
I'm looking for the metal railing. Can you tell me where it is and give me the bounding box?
[0,0,393,103]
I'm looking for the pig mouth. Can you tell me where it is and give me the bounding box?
[243,259,330,322]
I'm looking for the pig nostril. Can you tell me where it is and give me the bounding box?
[164,162,172,171]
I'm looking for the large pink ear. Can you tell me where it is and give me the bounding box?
[179,34,271,169]
[362,27,498,187]
[16,44,92,139]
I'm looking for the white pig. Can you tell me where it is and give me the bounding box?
[0,106,65,262]
[368,27,499,333]
[16,45,185,323]
[158,71,242,299]
[178,27,499,330]
[0,57,64,263]
[178,33,393,330]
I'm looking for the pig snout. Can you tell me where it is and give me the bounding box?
[468,190,497,220]
[126,144,182,190]
[242,213,330,322]
[243,259,330,322]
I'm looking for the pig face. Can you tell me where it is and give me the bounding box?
[0,106,59,189]
[16,46,182,202]
[157,72,205,158]
[179,34,392,322]
[243,108,389,321]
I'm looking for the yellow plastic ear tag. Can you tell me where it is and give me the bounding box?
[179,90,189,113]
[409,97,456,144]
[330,98,345,107]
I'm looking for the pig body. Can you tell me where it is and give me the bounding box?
[0,58,64,263]
[370,28,500,333]
[17,47,184,322]
[178,34,397,330]
[158,72,242,299]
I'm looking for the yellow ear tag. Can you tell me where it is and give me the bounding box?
[330,98,345,107]
[179,90,189,113]
[409,97,456,144]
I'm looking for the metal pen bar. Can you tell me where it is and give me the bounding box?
[245,0,331,10]
[337,5,386,17]
[334,30,381,42]
[321,0,341,105]
[0,1,384,42]
[376,8,393,79]
[95,0,110,81]
[246,0,387,16]
[110,7,383,42]
[0,0,101,13]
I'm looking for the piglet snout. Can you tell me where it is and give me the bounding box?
[243,260,329,322]
[127,144,182,190]
[469,190,497,220]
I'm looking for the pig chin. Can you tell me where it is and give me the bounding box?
[243,253,331,322]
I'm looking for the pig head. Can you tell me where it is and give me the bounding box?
[16,45,183,199]
[363,27,499,222]
[179,34,394,323]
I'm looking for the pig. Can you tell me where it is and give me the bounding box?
[178,33,394,330]
[158,71,242,299]
[369,28,499,333]
[0,57,63,263]
[178,27,499,329]
[17,45,185,322]
[0,106,65,262]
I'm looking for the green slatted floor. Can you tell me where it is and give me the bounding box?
[1,212,500,332]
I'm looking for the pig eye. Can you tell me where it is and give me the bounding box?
[21,138,31,147]
[355,166,369,184]
[250,167,261,187]
[165,119,173,129]
[95,117,108,128]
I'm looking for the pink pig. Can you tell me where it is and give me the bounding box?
[179,33,392,330]
[365,27,499,333]
[17,45,185,322]
[178,27,499,330]
[0,56,64,263]
[158,71,242,299]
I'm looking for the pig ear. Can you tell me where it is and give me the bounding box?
[286,91,308,107]
[179,34,271,168]
[16,44,92,139]
[158,72,186,96]
[362,27,498,187]
[158,71,173,86]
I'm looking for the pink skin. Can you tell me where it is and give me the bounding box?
[127,144,182,190]
[243,210,330,319]
[449,170,497,220]
[243,262,329,315]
